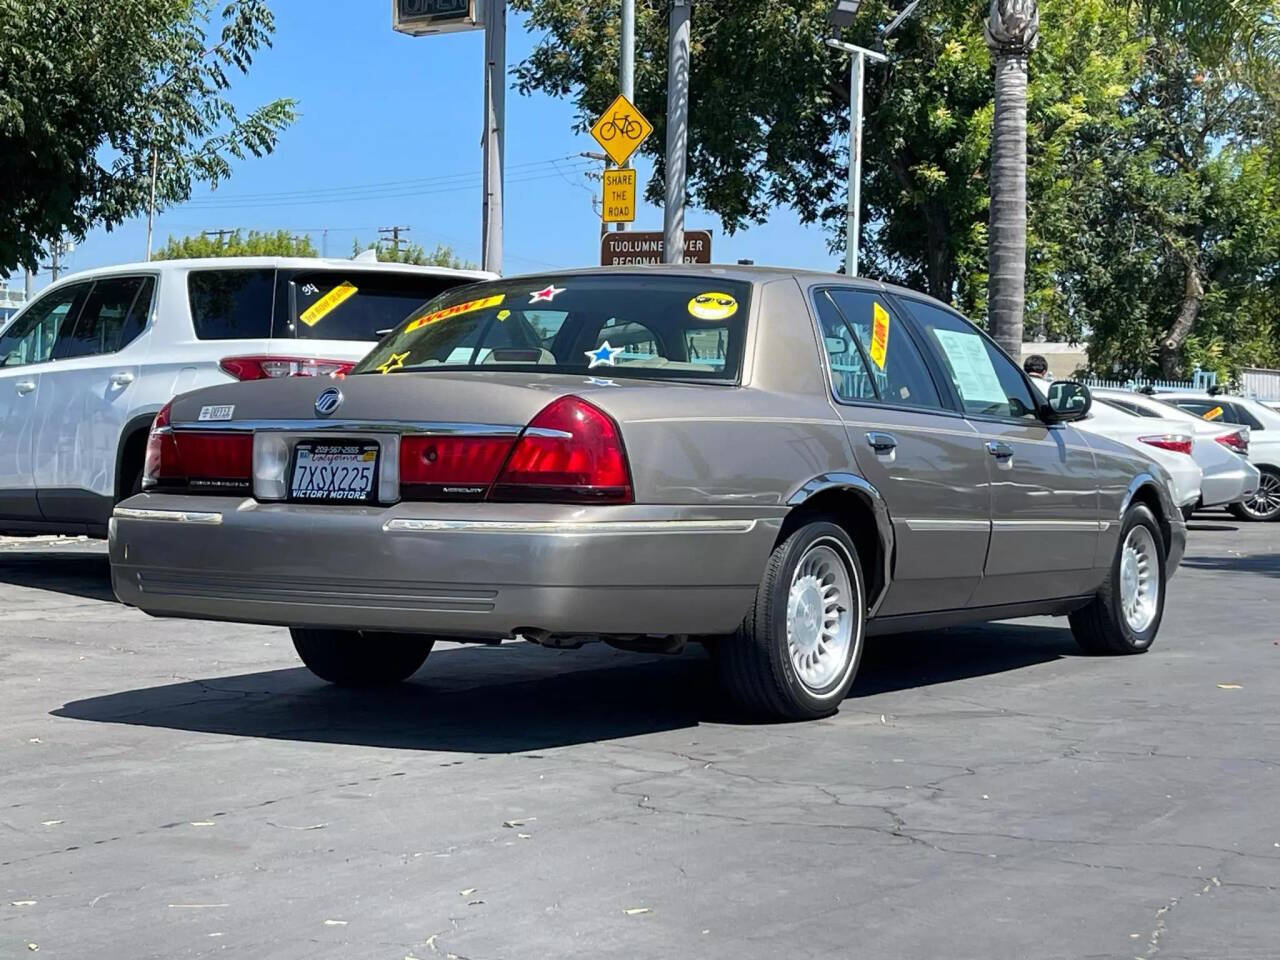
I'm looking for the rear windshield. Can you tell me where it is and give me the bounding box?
[352,274,751,381]
[282,270,471,342]
[188,269,275,340]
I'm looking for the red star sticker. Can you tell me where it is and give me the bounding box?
[529,284,565,304]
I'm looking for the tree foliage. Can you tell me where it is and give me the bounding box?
[155,229,317,259]
[351,239,473,269]
[511,0,1280,378]
[0,0,297,274]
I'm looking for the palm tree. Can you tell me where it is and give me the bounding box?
[985,0,1040,360]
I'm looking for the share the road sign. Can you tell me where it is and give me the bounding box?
[590,94,653,167]
[602,169,636,223]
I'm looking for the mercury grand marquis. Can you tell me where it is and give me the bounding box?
[110,267,1186,720]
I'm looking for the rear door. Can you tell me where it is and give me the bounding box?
[0,282,90,521]
[813,286,992,616]
[33,275,155,520]
[898,295,1101,604]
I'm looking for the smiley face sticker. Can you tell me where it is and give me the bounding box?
[688,291,739,321]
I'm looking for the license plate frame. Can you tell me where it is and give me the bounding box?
[288,439,381,504]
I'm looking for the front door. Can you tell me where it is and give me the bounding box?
[898,296,1101,604]
[0,282,89,522]
[814,287,992,616]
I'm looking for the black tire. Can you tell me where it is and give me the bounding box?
[1069,503,1166,655]
[290,628,433,686]
[1228,466,1280,522]
[716,517,865,721]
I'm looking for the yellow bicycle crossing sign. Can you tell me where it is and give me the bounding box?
[590,93,654,167]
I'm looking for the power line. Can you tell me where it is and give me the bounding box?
[179,155,591,206]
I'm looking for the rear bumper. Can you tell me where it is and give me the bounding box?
[109,495,783,639]
[1200,460,1260,507]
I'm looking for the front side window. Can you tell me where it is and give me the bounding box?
[820,289,942,409]
[286,271,474,342]
[354,274,750,381]
[56,276,155,359]
[0,283,89,367]
[188,269,275,340]
[903,298,1039,421]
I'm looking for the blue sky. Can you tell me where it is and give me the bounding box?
[39,1,834,288]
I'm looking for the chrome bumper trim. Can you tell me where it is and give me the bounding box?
[114,507,224,525]
[383,518,759,535]
[172,418,525,437]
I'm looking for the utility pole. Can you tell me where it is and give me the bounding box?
[663,0,691,265]
[43,236,72,282]
[618,0,635,235]
[378,225,411,259]
[24,269,32,300]
[580,151,611,238]
[322,228,329,258]
[482,0,506,274]
[145,147,158,261]
[202,228,235,248]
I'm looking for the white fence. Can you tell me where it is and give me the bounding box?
[1082,369,1217,394]
[1238,368,1280,401]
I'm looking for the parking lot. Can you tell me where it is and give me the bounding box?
[1,516,1277,959]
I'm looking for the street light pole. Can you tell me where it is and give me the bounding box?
[618,0,635,235]
[663,0,691,265]
[482,0,506,274]
[826,38,887,277]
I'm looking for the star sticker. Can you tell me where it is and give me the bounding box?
[585,376,618,387]
[529,284,565,304]
[377,351,409,374]
[585,341,624,369]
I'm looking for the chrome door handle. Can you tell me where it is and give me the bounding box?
[110,372,135,387]
[987,441,1014,458]
[866,432,898,454]
[15,380,35,396]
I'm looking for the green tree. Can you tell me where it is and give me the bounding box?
[0,0,297,274]
[351,239,473,269]
[154,229,317,259]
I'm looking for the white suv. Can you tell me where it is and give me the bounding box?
[0,256,491,536]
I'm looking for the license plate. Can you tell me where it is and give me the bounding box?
[290,441,379,503]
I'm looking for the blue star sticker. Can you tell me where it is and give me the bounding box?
[585,340,624,369]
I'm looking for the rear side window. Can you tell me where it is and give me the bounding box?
[56,276,155,359]
[820,288,943,409]
[284,271,474,342]
[188,269,275,340]
[1099,397,1161,419]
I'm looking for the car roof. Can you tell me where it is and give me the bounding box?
[499,262,939,301]
[37,256,495,288]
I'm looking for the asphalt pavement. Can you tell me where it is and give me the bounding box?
[1,515,1277,960]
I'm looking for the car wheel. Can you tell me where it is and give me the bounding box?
[290,628,433,686]
[1228,467,1280,522]
[717,518,865,720]
[1069,503,1166,656]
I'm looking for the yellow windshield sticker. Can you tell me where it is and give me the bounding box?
[688,291,738,321]
[1204,405,1224,421]
[497,309,511,321]
[299,281,358,327]
[869,302,891,370]
[377,351,409,375]
[405,294,505,334]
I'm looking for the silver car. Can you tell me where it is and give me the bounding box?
[111,267,1186,720]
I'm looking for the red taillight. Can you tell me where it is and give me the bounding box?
[219,355,355,381]
[142,402,251,493]
[399,436,516,501]
[1215,430,1249,455]
[1140,434,1193,456]
[491,396,632,504]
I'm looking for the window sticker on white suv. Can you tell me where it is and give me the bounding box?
[299,281,358,327]
[931,329,1007,407]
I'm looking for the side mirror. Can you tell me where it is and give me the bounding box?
[824,336,849,357]
[1043,380,1092,423]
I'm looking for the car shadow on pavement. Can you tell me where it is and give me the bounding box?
[52,623,1078,751]
[1179,551,1280,578]
[0,549,115,603]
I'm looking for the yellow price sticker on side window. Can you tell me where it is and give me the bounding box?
[299,281,358,327]
[869,302,891,370]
